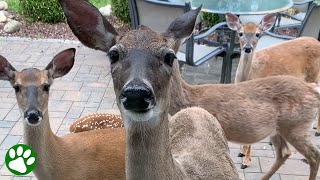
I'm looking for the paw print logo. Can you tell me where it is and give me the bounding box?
[5,144,37,176]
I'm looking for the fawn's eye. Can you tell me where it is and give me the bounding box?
[108,50,120,64]
[256,33,260,37]
[238,32,243,37]
[164,53,176,67]
[43,84,50,92]
[13,85,20,93]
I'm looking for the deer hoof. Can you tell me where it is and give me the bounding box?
[315,132,320,136]
[269,141,273,145]
[238,153,245,157]
[241,164,248,169]
[313,126,317,129]
[301,159,309,164]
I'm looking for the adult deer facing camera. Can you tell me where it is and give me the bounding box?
[60,1,239,179]
[0,49,125,180]
[226,13,320,169]
[61,0,320,179]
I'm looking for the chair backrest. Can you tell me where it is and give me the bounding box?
[128,0,189,32]
[292,0,312,12]
[298,2,320,40]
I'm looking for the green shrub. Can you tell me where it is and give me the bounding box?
[19,0,64,23]
[111,0,130,23]
[202,12,220,27]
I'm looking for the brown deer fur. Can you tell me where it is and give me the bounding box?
[60,0,320,179]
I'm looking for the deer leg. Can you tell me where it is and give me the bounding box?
[241,145,252,169]
[238,145,247,157]
[285,134,320,180]
[261,134,291,180]
[315,110,320,136]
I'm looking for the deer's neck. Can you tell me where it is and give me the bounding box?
[235,52,254,83]
[168,63,192,115]
[125,112,183,180]
[23,112,58,177]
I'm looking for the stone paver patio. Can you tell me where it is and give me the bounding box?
[0,37,319,179]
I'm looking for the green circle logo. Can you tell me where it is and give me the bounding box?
[5,144,37,176]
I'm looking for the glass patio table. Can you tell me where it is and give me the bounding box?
[145,0,293,14]
[145,0,293,83]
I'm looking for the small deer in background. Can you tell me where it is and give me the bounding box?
[0,49,125,180]
[61,0,320,179]
[226,12,320,169]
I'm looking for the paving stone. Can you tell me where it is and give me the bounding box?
[51,81,83,91]
[4,43,28,54]
[62,91,91,102]
[9,121,23,136]
[260,157,320,176]
[0,135,22,150]
[81,107,98,117]
[245,172,280,180]
[100,98,115,109]
[74,73,100,82]
[88,91,105,102]
[103,88,116,99]
[0,175,14,180]
[49,90,65,100]
[66,106,84,119]
[49,111,67,119]
[0,149,6,167]
[242,157,261,173]
[0,128,10,135]
[280,174,309,180]
[48,100,73,112]
[49,117,63,134]
[72,102,100,108]
[4,109,21,122]
[0,109,10,120]
[0,121,15,128]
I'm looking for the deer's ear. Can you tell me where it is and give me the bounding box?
[164,5,202,40]
[45,48,75,79]
[259,13,276,31]
[226,13,241,31]
[0,55,16,81]
[59,0,119,52]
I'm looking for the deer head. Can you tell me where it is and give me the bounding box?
[0,49,75,126]
[59,0,201,127]
[226,13,277,54]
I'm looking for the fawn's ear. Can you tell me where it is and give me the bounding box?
[59,0,119,52]
[45,48,75,79]
[226,13,241,31]
[0,55,16,81]
[259,13,277,31]
[164,5,202,40]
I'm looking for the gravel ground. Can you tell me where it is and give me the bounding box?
[0,11,130,40]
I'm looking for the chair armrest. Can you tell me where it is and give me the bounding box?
[264,31,296,40]
[277,12,303,21]
[293,0,314,5]
[194,22,227,40]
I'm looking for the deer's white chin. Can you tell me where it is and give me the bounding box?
[121,105,161,128]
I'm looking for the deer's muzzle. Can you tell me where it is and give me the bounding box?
[120,81,155,112]
[24,106,43,126]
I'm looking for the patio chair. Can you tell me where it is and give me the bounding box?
[128,0,229,82]
[255,2,320,51]
[239,0,314,30]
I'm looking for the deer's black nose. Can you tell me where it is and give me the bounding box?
[243,45,253,53]
[120,83,155,112]
[24,108,43,125]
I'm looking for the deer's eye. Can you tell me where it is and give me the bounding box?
[13,85,20,93]
[164,53,176,67]
[238,32,243,37]
[256,33,260,38]
[108,50,120,64]
[43,84,50,92]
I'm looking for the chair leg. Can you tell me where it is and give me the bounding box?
[225,54,233,83]
[220,55,227,83]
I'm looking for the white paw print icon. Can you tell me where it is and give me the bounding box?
[6,144,36,175]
